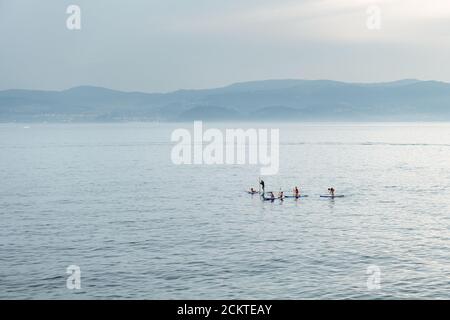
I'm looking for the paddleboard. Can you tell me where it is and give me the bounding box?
[284,195,308,198]
[320,195,345,198]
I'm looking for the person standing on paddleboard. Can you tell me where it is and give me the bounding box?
[260,179,265,193]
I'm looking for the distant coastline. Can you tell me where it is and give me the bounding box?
[1,79,450,122]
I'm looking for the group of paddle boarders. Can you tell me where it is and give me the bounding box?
[249,179,340,200]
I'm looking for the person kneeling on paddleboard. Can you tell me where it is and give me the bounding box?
[269,191,275,200]
[279,191,284,199]
[328,187,335,196]
[293,186,299,198]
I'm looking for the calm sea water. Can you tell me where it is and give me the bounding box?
[1,122,450,299]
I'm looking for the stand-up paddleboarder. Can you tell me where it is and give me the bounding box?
[260,179,265,194]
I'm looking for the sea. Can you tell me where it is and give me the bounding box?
[1,122,449,299]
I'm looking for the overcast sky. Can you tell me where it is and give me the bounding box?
[1,0,450,92]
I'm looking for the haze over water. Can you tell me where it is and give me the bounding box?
[1,122,450,299]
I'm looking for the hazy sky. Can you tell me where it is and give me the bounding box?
[1,0,450,92]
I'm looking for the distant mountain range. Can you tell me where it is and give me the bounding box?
[1,79,450,121]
